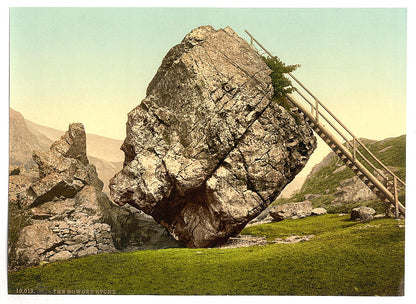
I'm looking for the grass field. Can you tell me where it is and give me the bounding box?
[8,214,405,296]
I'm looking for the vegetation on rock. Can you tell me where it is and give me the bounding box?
[262,56,299,99]
[262,56,301,122]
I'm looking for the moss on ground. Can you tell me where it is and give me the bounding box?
[9,215,404,296]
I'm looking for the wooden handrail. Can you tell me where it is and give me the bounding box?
[287,94,405,216]
[245,29,405,188]
[245,29,405,217]
[294,88,390,182]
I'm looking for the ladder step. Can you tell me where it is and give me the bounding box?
[351,166,360,172]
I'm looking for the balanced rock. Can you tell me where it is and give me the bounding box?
[110,26,316,247]
[269,201,313,222]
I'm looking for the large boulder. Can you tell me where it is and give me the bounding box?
[269,201,313,222]
[110,26,316,247]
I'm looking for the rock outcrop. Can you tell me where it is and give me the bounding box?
[269,201,313,222]
[110,26,316,247]
[331,176,377,206]
[9,108,123,195]
[8,123,179,271]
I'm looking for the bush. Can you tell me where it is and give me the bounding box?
[262,56,301,122]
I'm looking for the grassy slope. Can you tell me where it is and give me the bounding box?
[9,215,404,296]
[272,135,406,213]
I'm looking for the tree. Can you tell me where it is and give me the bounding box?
[262,56,299,102]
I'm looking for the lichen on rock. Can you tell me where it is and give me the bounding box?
[110,26,317,248]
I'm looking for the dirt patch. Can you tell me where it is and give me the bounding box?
[272,234,315,244]
[214,235,267,249]
[214,234,315,249]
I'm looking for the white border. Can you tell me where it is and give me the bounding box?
[2,1,415,304]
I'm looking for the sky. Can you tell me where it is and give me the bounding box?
[9,6,408,178]
[10,7,407,139]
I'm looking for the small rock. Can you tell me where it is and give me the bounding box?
[269,201,312,222]
[65,243,84,252]
[73,234,89,244]
[49,251,72,263]
[311,207,327,216]
[351,206,376,221]
[77,246,98,257]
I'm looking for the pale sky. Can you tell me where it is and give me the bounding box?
[9,7,407,177]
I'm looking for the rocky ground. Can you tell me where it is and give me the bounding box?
[8,123,179,271]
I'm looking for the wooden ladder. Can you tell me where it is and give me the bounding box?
[245,30,405,218]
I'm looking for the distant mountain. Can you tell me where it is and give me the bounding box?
[9,108,124,194]
[272,135,406,214]
[9,109,50,168]
[25,119,124,163]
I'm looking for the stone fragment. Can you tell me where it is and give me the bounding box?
[351,206,376,221]
[50,123,89,165]
[269,201,313,222]
[311,207,327,216]
[49,251,73,263]
[15,222,63,265]
[77,246,98,257]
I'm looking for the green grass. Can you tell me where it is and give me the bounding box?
[9,214,404,296]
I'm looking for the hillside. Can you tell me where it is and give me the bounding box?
[273,135,406,214]
[9,109,51,168]
[9,109,123,193]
